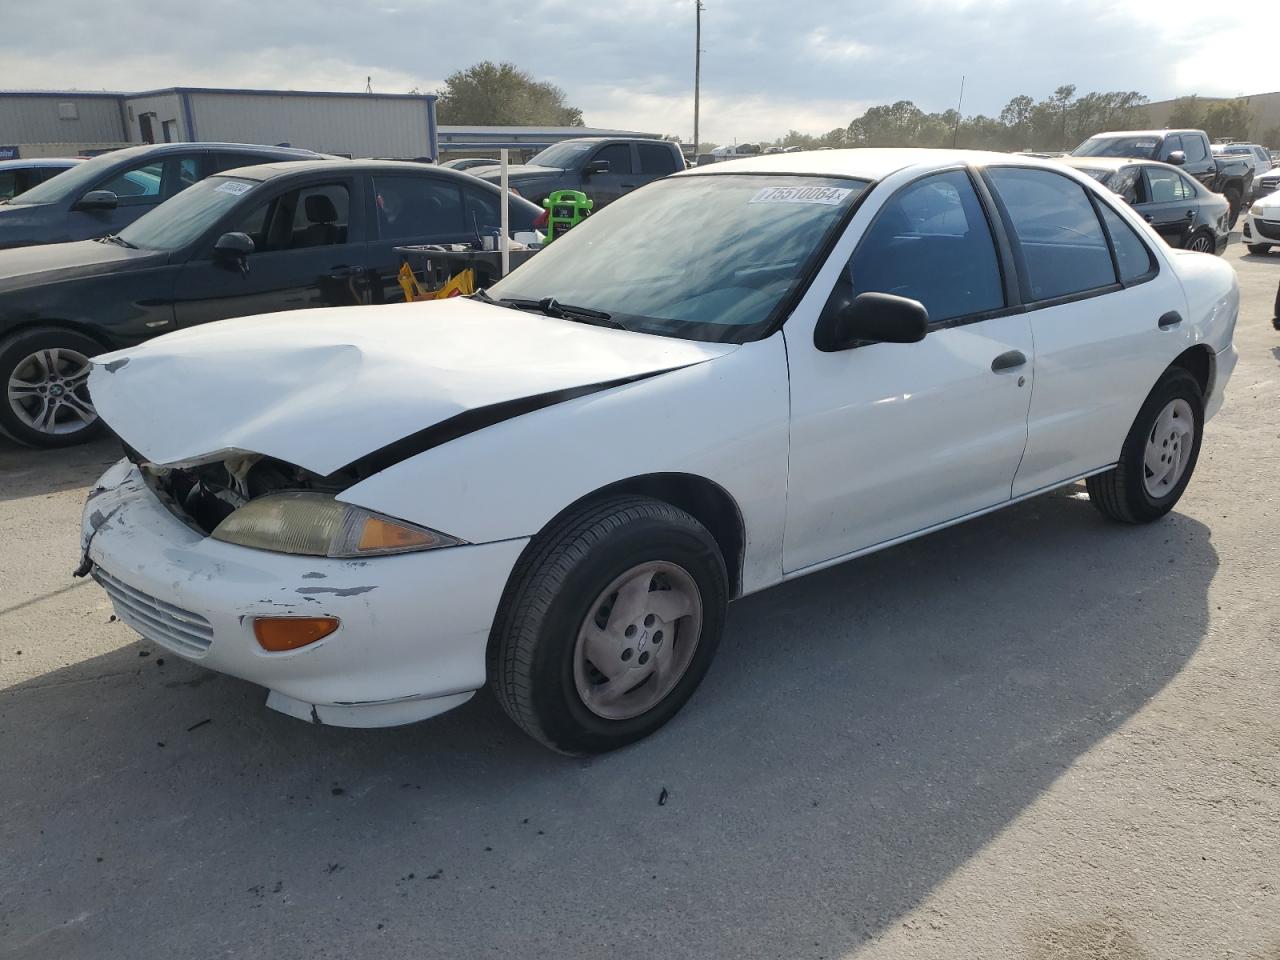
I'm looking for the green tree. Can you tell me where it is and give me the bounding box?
[1202,98,1253,141]
[1165,96,1205,130]
[435,62,584,126]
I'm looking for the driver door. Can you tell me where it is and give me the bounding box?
[581,143,637,209]
[783,169,1034,572]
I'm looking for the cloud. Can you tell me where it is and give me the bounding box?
[0,1,1259,144]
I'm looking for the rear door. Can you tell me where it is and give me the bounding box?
[1137,165,1197,247]
[980,165,1189,496]
[172,174,369,327]
[364,172,470,303]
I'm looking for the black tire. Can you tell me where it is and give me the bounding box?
[489,495,728,754]
[1184,229,1216,254]
[1225,188,1242,229]
[0,327,107,448]
[1246,243,1271,255]
[1086,368,1204,524]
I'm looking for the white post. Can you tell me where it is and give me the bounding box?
[499,148,510,276]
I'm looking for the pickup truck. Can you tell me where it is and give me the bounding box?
[472,137,685,209]
[1072,129,1254,226]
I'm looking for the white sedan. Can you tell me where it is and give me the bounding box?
[81,149,1238,754]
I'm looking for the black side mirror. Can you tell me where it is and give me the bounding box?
[816,292,929,352]
[213,231,254,272]
[1166,150,1186,166]
[583,160,611,176]
[75,190,118,211]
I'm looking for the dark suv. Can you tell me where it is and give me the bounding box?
[472,137,685,208]
[0,142,328,250]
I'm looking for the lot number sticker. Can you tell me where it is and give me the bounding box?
[749,185,852,205]
[214,180,254,196]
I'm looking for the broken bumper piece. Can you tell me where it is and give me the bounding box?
[81,460,527,728]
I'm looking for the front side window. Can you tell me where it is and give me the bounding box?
[232,182,351,252]
[1182,135,1207,163]
[986,166,1115,302]
[1145,167,1193,203]
[101,161,163,201]
[846,169,1005,323]
[374,176,464,240]
[1160,135,1184,162]
[592,144,634,175]
[487,174,869,343]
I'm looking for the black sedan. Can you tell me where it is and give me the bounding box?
[1062,157,1230,254]
[0,142,327,251]
[0,160,543,447]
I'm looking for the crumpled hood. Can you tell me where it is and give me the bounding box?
[89,297,735,476]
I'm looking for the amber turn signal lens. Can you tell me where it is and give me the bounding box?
[254,616,340,652]
[357,517,437,553]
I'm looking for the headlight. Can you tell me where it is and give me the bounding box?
[210,492,462,557]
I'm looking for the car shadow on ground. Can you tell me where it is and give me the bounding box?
[0,485,1217,959]
[0,435,120,504]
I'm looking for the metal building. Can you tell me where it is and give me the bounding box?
[0,87,439,160]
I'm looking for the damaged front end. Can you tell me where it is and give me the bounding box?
[128,448,366,537]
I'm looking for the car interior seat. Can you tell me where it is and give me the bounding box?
[297,194,341,247]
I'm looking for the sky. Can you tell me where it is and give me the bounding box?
[0,1,1268,145]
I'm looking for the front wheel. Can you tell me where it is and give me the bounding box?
[0,327,106,447]
[490,496,728,754]
[1086,368,1204,524]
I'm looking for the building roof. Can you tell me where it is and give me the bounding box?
[0,86,436,102]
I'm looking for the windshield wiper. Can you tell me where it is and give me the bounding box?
[98,234,137,249]
[495,296,628,330]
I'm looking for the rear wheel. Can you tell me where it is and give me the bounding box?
[0,328,106,447]
[1184,229,1215,253]
[490,495,728,754]
[1246,243,1271,255]
[1224,188,1242,229]
[1086,368,1204,524]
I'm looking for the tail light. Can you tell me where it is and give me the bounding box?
[533,209,549,229]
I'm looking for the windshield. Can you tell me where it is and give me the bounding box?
[1072,136,1160,159]
[6,151,129,205]
[117,176,260,251]
[527,142,595,168]
[487,174,869,343]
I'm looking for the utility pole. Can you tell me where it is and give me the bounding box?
[951,75,965,148]
[693,0,703,154]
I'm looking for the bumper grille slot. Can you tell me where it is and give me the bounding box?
[93,568,213,656]
[1257,220,1280,241]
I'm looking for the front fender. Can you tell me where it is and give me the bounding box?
[340,333,791,595]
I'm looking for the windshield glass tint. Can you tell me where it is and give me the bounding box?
[118,177,259,251]
[488,174,868,343]
[1072,136,1159,159]
[5,151,126,205]
[527,142,593,168]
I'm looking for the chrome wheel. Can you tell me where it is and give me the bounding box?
[1143,398,1194,499]
[572,560,703,721]
[6,347,97,436]
[1186,233,1213,253]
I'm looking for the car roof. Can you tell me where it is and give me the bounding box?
[211,158,542,200]
[93,142,327,163]
[0,157,84,170]
[675,147,1085,182]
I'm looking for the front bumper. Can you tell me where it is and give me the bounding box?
[81,460,528,727]
[1243,211,1280,245]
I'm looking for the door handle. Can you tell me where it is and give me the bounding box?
[1158,311,1183,330]
[1186,210,1196,219]
[991,350,1027,372]
[1144,214,1154,222]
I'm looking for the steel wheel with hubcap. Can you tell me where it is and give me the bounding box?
[1087,367,1203,523]
[0,328,107,447]
[573,560,704,721]
[491,495,728,754]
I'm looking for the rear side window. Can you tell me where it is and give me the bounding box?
[986,167,1115,302]
[848,169,1004,323]
[464,186,535,234]
[374,175,465,240]
[592,144,634,175]
[1145,167,1193,203]
[1096,202,1156,283]
[0,172,17,200]
[637,142,679,176]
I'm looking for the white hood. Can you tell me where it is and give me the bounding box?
[90,298,735,476]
